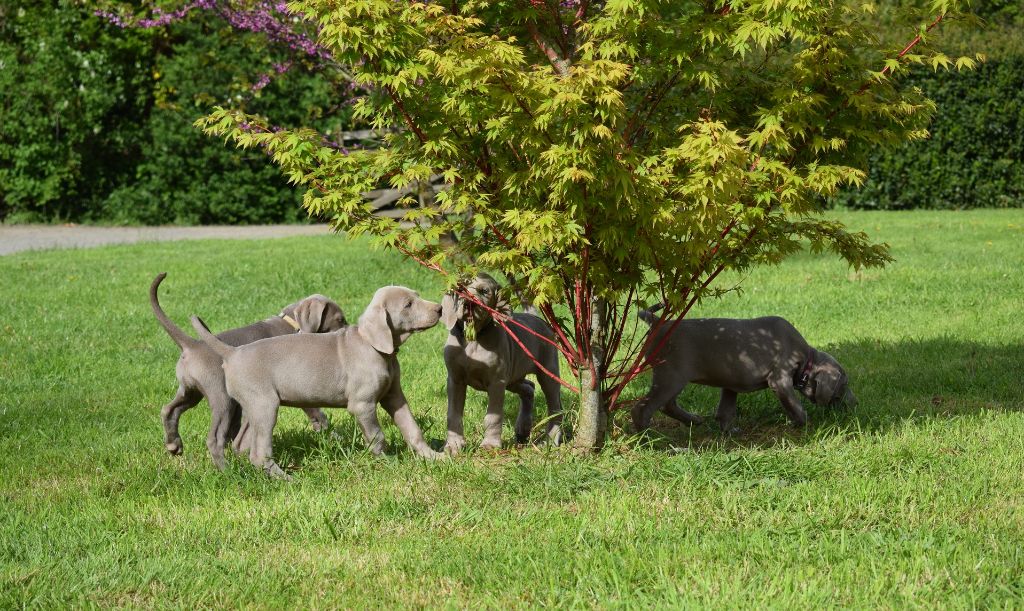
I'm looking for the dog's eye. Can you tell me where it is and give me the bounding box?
[405,300,413,309]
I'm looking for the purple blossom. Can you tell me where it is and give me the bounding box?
[95,1,331,60]
[251,73,272,92]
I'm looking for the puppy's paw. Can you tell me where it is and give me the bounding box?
[479,437,502,451]
[546,425,563,446]
[264,462,293,481]
[165,438,183,455]
[716,423,741,436]
[417,447,445,461]
[444,435,466,456]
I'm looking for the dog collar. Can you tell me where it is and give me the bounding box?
[793,350,814,390]
[278,313,301,332]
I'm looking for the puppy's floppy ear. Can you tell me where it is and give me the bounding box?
[322,300,347,331]
[294,296,328,333]
[809,350,843,404]
[441,294,463,330]
[358,301,394,354]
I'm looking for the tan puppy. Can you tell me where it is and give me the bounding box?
[150,272,346,468]
[441,274,563,453]
[192,286,443,477]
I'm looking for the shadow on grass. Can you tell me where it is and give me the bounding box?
[614,336,1024,453]
[258,338,1024,467]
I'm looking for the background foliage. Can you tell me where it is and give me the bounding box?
[830,55,1024,210]
[829,1,1024,209]
[0,1,1020,223]
[0,1,352,224]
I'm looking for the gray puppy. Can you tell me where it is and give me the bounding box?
[191,286,443,477]
[632,311,857,432]
[441,273,563,454]
[150,272,346,468]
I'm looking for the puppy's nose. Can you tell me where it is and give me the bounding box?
[435,303,443,315]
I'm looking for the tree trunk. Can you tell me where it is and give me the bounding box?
[572,297,607,451]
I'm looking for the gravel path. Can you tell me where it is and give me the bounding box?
[0,224,332,256]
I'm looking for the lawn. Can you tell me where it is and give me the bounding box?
[1,209,1022,608]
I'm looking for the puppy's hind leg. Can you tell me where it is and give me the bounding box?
[161,385,202,455]
[509,379,536,444]
[245,400,288,479]
[714,389,739,433]
[205,387,236,470]
[661,400,703,426]
[536,373,564,446]
[632,374,688,432]
[232,413,252,455]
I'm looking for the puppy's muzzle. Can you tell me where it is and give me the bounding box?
[833,387,858,410]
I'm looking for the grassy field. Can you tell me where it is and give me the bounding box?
[1,209,1022,608]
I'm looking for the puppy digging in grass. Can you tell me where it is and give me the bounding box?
[441,273,563,454]
[150,272,346,469]
[192,286,444,478]
[632,307,858,433]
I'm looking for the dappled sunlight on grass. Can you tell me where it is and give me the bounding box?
[1,210,1023,606]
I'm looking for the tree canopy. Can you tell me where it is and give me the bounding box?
[197,0,978,447]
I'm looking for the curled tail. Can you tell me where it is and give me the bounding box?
[190,315,234,359]
[638,302,666,326]
[150,272,198,350]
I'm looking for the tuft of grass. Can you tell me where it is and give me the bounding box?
[1,210,1022,607]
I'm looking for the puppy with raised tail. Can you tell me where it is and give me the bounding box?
[633,306,857,432]
[441,274,563,454]
[150,272,346,468]
[191,286,443,478]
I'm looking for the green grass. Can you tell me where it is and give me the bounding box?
[1,210,1022,608]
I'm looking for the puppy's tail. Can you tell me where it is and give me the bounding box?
[150,272,199,350]
[190,315,234,359]
[637,302,666,326]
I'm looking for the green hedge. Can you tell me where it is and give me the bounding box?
[2,2,1022,222]
[0,2,349,224]
[831,56,1024,210]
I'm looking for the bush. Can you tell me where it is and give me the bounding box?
[832,56,1024,210]
[0,1,155,222]
[0,2,350,224]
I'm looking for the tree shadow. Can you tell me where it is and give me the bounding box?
[617,337,1024,452]
[264,408,451,469]
[242,338,1024,466]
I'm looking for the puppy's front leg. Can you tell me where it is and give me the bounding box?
[381,387,442,460]
[349,401,387,456]
[302,408,331,433]
[445,376,468,455]
[480,384,506,450]
[768,375,808,426]
[510,379,536,444]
